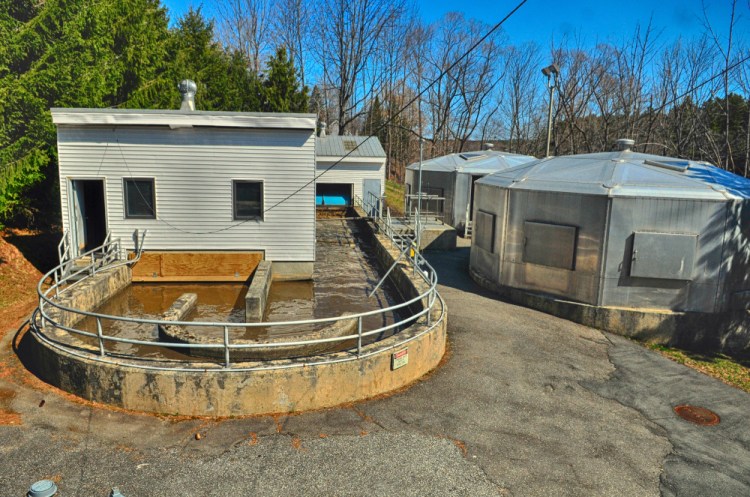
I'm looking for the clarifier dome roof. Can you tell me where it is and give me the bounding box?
[477,149,750,200]
[406,150,536,174]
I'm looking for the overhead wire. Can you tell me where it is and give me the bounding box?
[116,0,529,236]
[632,51,750,129]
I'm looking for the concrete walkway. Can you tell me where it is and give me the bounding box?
[1,245,749,496]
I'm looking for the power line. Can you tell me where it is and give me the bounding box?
[260,0,529,218]
[634,51,750,126]
[118,0,529,236]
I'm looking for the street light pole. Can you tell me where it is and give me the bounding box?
[416,138,424,250]
[542,63,560,157]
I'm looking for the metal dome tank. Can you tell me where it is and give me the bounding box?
[469,140,750,351]
[405,148,536,235]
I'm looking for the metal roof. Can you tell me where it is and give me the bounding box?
[477,150,750,200]
[406,150,537,174]
[315,135,386,158]
[50,108,317,129]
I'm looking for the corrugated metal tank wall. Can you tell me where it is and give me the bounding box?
[470,182,507,283]
[405,170,455,219]
[601,198,726,313]
[500,191,608,305]
[721,199,750,309]
[453,173,470,231]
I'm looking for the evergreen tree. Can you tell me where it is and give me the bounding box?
[364,96,387,143]
[260,47,308,113]
[0,0,172,225]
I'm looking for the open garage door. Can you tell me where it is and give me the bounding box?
[316,183,353,207]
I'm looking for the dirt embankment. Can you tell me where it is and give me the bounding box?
[0,229,57,335]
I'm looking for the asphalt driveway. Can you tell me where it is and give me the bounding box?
[0,244,748,496]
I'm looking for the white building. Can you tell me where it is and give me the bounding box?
[51,108,318,281]
[315,133,386,213]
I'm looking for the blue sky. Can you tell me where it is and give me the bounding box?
[162,0,748,49]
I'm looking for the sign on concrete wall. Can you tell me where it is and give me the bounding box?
[392,348,409,370]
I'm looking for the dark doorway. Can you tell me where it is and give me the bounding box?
[469,174,483,221]
[71,179,107,253]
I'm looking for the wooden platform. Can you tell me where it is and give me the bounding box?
[129,251,264,282]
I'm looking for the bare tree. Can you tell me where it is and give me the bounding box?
[271,0,312,85]
[500,42,543,154]
[216,0,272,72]
[314,0,408,135]
[703,0,739,169]
[418,13,504,155]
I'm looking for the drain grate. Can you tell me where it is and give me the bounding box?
[673,404,720,426]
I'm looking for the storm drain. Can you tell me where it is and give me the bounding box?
[673,404,721,426]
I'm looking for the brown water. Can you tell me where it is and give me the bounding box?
[77,219,406,359]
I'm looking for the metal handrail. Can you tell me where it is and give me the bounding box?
[57,230,70,266]
[34,218,443,370]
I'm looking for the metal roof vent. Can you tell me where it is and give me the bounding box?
[482,142,495,151]
[616,138,635,151]
[178,79,197,111]
[319,122,327,137]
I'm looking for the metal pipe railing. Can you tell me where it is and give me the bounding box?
[34,216,443,370]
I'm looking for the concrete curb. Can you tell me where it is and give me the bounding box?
[470,267,750,358]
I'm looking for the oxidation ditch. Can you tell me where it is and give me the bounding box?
[75,219,405,359]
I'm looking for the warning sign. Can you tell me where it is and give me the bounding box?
[391,348,409,370]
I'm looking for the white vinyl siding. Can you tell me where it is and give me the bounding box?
[57,124,315,262]
[315,158,386,200]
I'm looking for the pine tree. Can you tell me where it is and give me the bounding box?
[0,0,173,225]
[260,47,309,113]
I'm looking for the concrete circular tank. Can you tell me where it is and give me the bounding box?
[26,221,447,416]
[469,141,750,356]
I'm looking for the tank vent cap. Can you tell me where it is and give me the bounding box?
[616,138,635,151]
[178,79,197,111]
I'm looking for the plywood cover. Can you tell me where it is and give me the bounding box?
[130,251,263,282]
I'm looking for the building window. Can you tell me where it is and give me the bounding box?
[123,178,155,219]
[233,180,263,220]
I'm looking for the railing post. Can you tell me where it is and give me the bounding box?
[96,318,106,356]
[427,289,433,326]
[224,326,231,368]
[357,317,363,358]
[39,299,46,328]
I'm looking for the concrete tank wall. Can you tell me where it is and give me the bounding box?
[29,220,447,416]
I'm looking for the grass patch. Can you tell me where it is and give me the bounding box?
[384,179,405,216]
[647,343,750,393]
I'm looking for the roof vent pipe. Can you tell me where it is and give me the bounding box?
[319,122,327,137]
[616,138,635,152]
[178,80,197,111]
[482,142,495,151]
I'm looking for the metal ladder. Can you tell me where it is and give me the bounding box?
[464,203,473,239]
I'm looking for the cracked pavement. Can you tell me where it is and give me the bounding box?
[1,243,749,496]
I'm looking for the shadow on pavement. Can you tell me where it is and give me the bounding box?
[423,247,503,301]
